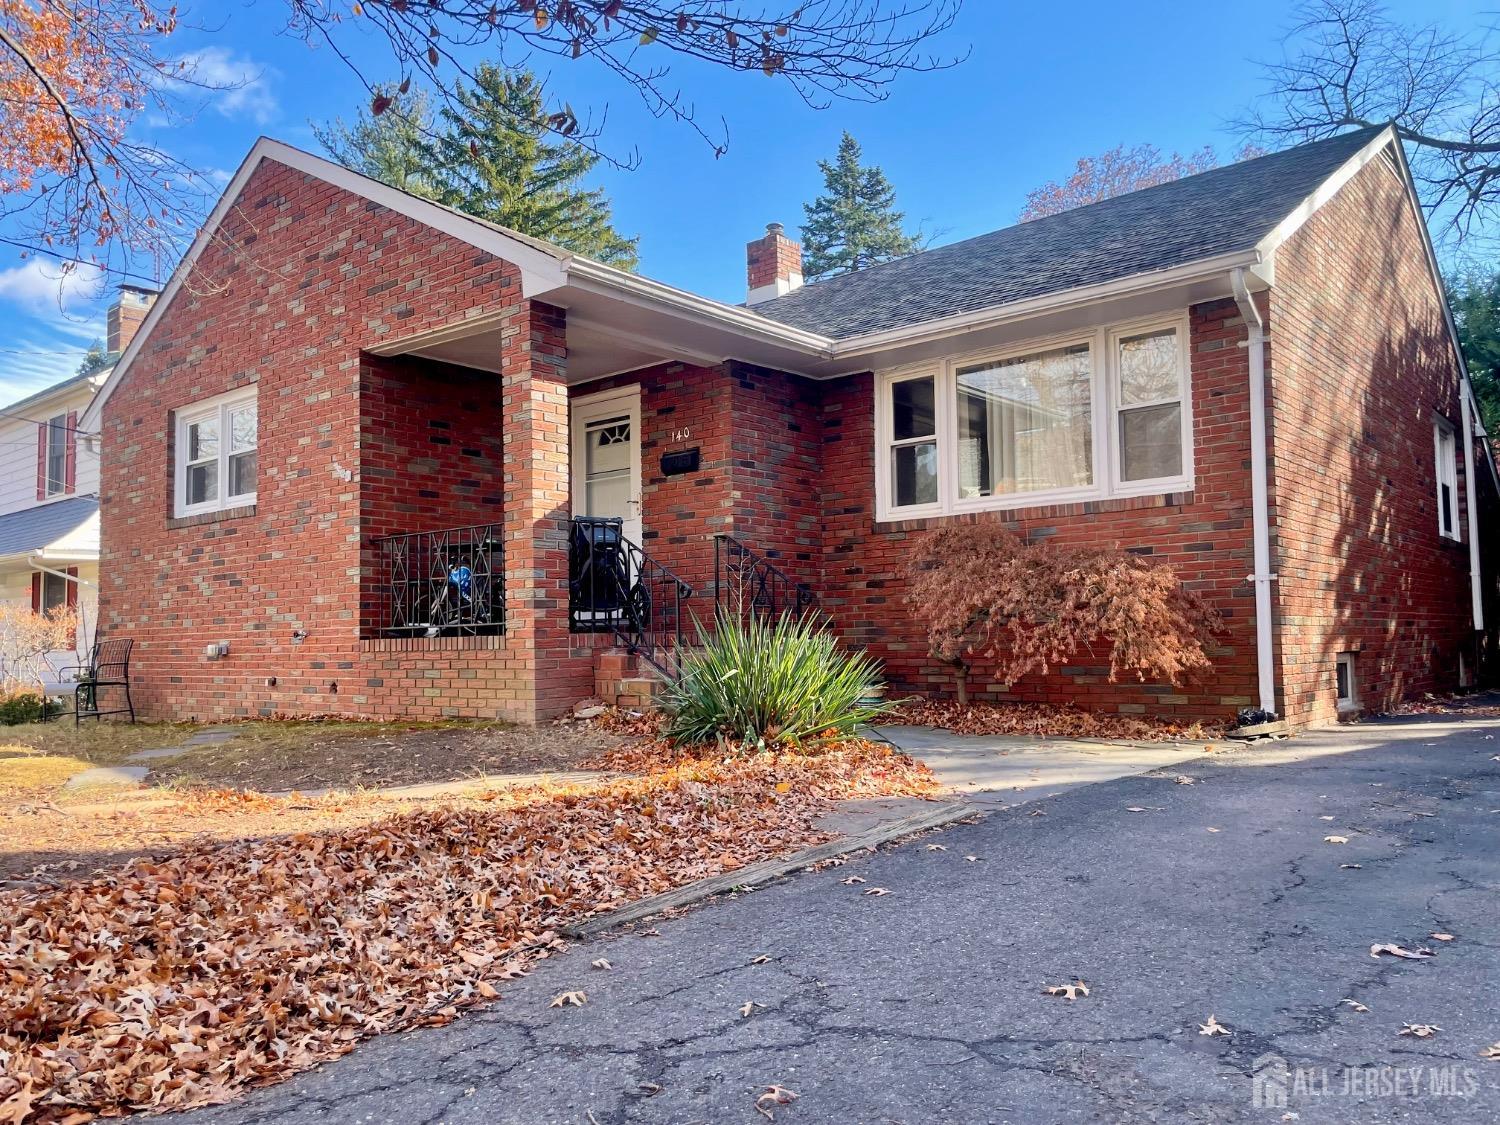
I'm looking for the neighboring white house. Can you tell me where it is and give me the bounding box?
[0,285,156,673]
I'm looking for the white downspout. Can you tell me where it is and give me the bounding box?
[1460,387,1485,631]
[1231,269,1278,717]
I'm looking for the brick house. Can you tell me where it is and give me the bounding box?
[86,124,1497,729]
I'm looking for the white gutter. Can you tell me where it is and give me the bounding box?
[1231,268,1278,717]
[26,556,98,588]
[830,249,1263,358]
[1460,386,1485,630]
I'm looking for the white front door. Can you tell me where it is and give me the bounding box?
[571,386,642,545]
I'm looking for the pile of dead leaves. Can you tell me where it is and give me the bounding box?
[585,707,666,738]
[0,741,932,1122]
[585,737,941,799]
[889,699,1225,742]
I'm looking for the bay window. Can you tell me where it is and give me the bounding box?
[174,388,258,517]
[876,316,1192,520]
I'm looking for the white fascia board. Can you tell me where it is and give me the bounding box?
[563,259,833,353]
[825,249,1262,361]
[83,137,573,431]
[1256,126,1401,260]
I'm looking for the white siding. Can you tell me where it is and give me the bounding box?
[0,380,101,517]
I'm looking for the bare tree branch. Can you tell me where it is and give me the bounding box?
[1240,0,1500,245]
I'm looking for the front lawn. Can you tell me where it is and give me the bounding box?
[0,718,620,887]
[0,738,936,1121]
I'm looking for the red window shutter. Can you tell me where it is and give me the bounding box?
[64,411,77,493]
[35,424,46,500]
[66,567,78,608]
[31,573,41,612]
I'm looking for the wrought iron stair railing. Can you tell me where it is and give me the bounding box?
[714,533,817,625]
[569,516,694,679]
[370,522,504,644]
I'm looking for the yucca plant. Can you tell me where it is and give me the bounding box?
[663,611,892,750]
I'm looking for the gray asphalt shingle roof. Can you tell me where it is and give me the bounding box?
[749,127,1387,339]
[0,497,98,558]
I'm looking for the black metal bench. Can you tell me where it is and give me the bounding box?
[68,638,136,724]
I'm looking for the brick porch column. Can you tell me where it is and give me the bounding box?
[500,299,589,720]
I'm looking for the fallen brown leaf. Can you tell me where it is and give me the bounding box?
[550,990,588,1008]
[1339,998,1369,1013]
[1324,835,1349,844]
[591,958,612,971]
[1429,933,1454,942]
[1399,1023,1441,1038]
[1198,1014,1230,1037]
[755,1084,798,1120]
[1370,943,1435,960]
[864,887,891,897]
[1480,1043,1500,1060]
[740,1001,757,1017]
[1043,980,1089,1000]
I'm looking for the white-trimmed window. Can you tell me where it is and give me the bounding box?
[1434,418,1460,541]
[44,414,68,496]
[881,372,942,515]
[875,317,1192,521]
[1113,326,1188,488]
[1335,652,1358,712]
[174,389,257,517]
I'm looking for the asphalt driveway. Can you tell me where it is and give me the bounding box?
[179,712,1500,1123]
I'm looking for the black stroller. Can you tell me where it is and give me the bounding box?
[569,517,650,631]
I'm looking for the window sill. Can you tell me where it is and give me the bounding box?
[876,487,1195,529]
[167,504,257,530]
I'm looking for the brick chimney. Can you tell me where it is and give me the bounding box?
[106,283,159,355]
[746,222,803,305]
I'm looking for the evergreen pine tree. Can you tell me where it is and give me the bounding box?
[313,87,441,200]
[800,132,922,280]
[423,67,638,269]
[315,68,638,269]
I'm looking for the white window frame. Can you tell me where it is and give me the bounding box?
[44,414,68,496]
[874,366,948,520]
[173,387,258,518]
[1433,418,1460,542]
[1108,320,1195,498]
[874,314,1193,522]
[1335,651,1358,712]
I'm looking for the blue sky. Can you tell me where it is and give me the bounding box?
[0,0,1482,405]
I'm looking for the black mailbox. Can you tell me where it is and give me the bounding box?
[661,448,701,476]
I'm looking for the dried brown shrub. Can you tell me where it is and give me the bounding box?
[905,524,1223,703]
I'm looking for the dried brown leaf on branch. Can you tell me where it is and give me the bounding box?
[905,524,1224,705]
[0,738,932,1120]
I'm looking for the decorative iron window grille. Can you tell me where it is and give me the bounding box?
[371,523,504,642]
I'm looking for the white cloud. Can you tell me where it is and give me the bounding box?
[175,47,279,126]
[0,260,107,400]
[0,259,103,315]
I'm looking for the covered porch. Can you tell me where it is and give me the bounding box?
[356,300,822,719]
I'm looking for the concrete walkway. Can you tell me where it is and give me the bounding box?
[872,724,1216,805]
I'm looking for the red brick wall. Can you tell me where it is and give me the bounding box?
[815,301,1263,721]
[573,362,734,607]
[99,158,588,722]
[1267,152,1485,724]
[727,363,824,590]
